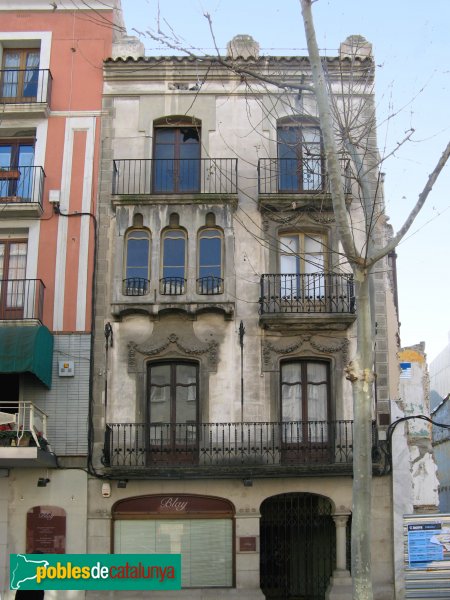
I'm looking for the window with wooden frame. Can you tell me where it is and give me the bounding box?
[0,238,28,319]
[1,48,40,101]
[147,361,199,464]
[152,118,201,193]
[280,359,330,462]
[277,120,323,192]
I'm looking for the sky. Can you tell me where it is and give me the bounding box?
[119,0,450,363]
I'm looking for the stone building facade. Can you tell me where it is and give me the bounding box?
[87,33,400,600]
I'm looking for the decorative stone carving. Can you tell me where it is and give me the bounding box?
[262,334,349,371]
[128,332,219,373]
[309,212,336,224]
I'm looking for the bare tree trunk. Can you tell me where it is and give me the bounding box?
[300,1,375,598]
[300,2,450,597]
[350,272,375,600]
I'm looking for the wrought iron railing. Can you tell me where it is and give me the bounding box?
[0,165,45,207]
[112,158,238,195]
[104,420,354,468]
[259,273,355,315]
[0,68,52,105]
[0,279,45,321]
[159,277,186,295]
[122,277,150,296]
[196,276,224,295]
[258,156,351,194]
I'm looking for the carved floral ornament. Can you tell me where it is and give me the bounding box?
[262,334,349,371]
[262,210,335,231]
[128,332,219,373]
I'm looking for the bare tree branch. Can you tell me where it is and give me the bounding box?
[369,139,450,265]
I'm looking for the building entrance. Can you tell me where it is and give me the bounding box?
[260,492,335,600]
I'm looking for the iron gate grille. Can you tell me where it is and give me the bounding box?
[260,493,336,600]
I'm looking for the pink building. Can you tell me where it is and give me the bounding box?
[0,1,123,593]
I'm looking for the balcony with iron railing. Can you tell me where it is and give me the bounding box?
[0,165,45,216]
[0,401,56,468]
[112,158,238,199]
[259,273,356,330]
[0,279,45,322]
[103,420,356,477]
[0,68,52,115]
[257,156,351,208]
[114,274,232,320]
[122,276,225,297]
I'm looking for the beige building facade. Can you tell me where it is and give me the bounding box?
[88,33,398,600]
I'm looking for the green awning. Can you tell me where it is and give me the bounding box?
[0,325,53,388]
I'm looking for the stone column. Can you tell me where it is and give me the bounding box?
[234,508,265,599]
[325,512,352,600]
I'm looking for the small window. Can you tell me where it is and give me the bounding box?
[123,229,150,296]
[277,122,323,192]
[161,229,187,294]
[197,228,223,294]
[1,49,40,100]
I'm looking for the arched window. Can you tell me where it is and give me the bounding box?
[197,228,223,294]
[153,117,201,193]
[277,120,323,192]
[160,227,187,294]
[123,228,150,295]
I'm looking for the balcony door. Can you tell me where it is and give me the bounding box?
[0,240,27,320]
[153,124,200,193]
[280,360,330,463]
[279,232,326,304]
[147,361,199,464]
[0,141,35,200]
[278,123,323,192]
[1,49,39,101]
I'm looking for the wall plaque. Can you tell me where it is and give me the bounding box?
[26,505,66,554]
[239,536,257,552]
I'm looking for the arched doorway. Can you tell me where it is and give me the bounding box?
[260,492,335,600]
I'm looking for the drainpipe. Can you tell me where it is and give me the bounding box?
[239,321,245,422]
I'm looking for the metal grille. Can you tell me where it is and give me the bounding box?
[260,493,336,600]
